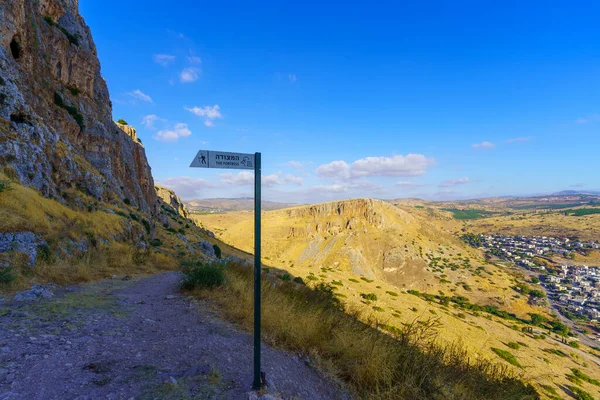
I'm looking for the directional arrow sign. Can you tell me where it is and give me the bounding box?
[189,149,264,390]
[190,150,255,170]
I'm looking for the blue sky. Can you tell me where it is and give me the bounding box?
[80,0,600,203]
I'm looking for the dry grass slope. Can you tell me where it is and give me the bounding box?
[188,260,540,399]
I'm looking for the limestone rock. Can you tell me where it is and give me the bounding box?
[156,185,189,219]
[13,284,54,301]
[0,232,46,265]
[197,241,216,258]
[0,0,157,214]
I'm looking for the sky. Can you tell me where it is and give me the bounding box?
[79,0,600,203]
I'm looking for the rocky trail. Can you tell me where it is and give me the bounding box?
[0,273,350,400]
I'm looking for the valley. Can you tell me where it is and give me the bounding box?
[0,0,599,399]
[194,197,600,398]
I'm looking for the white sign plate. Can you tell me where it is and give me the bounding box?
[190,150,255,170]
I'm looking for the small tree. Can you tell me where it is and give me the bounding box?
[212,244,222,259]
[117,119,128,125]
[0,180,13,193]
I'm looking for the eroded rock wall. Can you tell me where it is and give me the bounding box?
[156,185,189,219]
[0,0,157,214]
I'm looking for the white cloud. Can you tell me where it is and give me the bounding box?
[141,114,166,129]
[220,171,302,187]
[316,154,434,181]
[188,56,202,64]
[351,154,435,177]
[262,174,282,187]
[221,171,254,185]
[153,54,175,66]
[506,136,532,143]
[286,161,304,169]
[472,141,495,149]
[180,67,201,83]
[309,184,347,193]
[439,177,470,187]
[575,113,600,124]
[185,105,223,127]
[185,105,222,119]
[126,89,153,103]
[288,73,297,83]
[283,174,303,186]
[396,181,426,190]
[153,123,192,142]
[157,176,215,199]
[316,160,351,180]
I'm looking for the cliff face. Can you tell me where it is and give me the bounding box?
[0,0,157,214]
[286,198,389,237]
[155,185,189,219]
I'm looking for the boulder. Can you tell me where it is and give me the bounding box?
[13,284,54,301]
[0,232,46,265]
[197,241,215,258]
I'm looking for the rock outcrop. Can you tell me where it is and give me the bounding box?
[0,0,157,214]
[156,185,189,219]
[0,232,46,266]
[286,198,386,237]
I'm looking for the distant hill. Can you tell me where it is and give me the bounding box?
[553,190,600,196]
[184,198,298,213]
[197,198,499,294]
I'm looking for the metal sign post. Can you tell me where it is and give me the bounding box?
[190,150,263,390]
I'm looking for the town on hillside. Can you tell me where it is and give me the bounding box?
[465,233,600,340]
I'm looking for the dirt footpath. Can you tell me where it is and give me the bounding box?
[0,272,350,400]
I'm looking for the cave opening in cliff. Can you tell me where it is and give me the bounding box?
[10,36,21,60]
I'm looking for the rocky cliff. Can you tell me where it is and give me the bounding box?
[156,185,189,219]
[0,0,157,213]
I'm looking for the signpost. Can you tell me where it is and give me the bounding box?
[190,150,263,390]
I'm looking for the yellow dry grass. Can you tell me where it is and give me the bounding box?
[193,200,600,398]
[0,172,124,238]
[190,260,540,399]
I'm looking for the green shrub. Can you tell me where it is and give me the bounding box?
[117,119,128,125]
[0,180,13,193]
[149,238,162,247]
[0,267,16,285]
[123,198,131,205]
[181,261,226,290]
[372,306,384,312]
[142,219,151,234]
[53,92,84,130]
[67,86,80,96]
[361,293,378,301]
[491,348,521,368]
[58,26,79,45]
[570,386,594,400]
[37,244,55,264]
[360,276,374,283]
[262,267,270,273]
[293,277,305,285]
[348,278,359,283]
[279,273,292,281]
[571,368,600,386]
[306,275,318,281]
[213,244,222,259]
[506,342,520,350]
[568,341,580,349]
[539,384,559,398]
[386,290,398,296]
